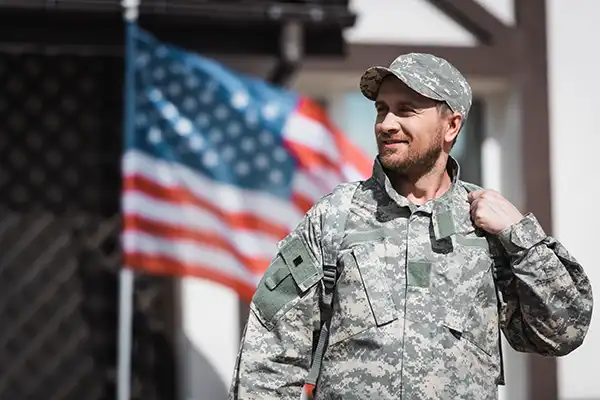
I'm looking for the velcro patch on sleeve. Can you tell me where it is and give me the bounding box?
[279,235,322,292]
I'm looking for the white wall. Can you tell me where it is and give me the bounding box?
[547,1,600,398]
[177,280,239,400]
[346,0,476,45]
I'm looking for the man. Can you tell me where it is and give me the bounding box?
[228,54,593,399]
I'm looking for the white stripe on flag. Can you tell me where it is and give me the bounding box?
[122,231,259,285]
[292,171,331,203]
[123,150,304,230]
[310,166,346,191]
[123,191,279,259]
[342,163,369,182]
[283,113,340,163]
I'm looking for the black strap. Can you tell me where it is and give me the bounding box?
[489,238,508,385]
[304,183,358,393]
[305,267,336,386]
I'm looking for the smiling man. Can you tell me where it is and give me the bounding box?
[228,54,593,400]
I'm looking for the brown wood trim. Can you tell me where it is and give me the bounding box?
[515,0,557,398]
[305,43,515,78]
[425,0,512,45]
[517,0,552,232]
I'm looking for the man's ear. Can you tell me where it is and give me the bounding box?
[444,113,462,144]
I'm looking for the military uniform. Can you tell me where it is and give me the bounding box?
[228,54,593,400]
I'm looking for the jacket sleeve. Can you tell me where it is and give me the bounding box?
[494,213,593,356]
[228,212,324,400]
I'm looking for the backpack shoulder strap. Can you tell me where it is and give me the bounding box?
[302,182,360,399]
[320,182,360,269]
[460,180,505,257]
[460,180,484,193]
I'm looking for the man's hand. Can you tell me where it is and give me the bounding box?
[467,190,524,234]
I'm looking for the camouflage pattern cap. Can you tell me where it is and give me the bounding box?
[359,53,473,120]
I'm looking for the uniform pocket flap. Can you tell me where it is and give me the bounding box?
[264,261,291,290]
[252,255,302,331]
[455,234,489,249]
[279,235,322,292]
[436,235,492,332]
[442,316,465,334]
[352,244,397,327]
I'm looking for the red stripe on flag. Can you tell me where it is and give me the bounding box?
[330,125,373,177]
[291,192,314,214]
[124,214,271,275]
[124,175,290,239]
[125,252,257,302]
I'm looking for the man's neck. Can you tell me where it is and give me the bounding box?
[389,160,453,206]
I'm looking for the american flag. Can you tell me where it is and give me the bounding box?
[122,28,372,301]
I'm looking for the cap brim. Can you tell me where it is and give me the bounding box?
[359,66,446,103]
[359,66,393,101]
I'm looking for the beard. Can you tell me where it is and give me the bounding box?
[378,127,444,177]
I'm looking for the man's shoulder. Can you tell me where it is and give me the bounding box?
[308,180,364,216]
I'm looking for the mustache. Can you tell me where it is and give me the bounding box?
[377,132,411,142]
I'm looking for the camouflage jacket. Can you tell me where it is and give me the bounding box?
[229,158,593,400]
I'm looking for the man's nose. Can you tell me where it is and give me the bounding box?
[379,113,400,134]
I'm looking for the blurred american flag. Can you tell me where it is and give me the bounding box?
[121,28,371,301]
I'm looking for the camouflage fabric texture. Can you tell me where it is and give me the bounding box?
[359,53,473,121]
[228,157,593,400]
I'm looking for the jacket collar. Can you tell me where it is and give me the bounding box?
[371,156,471,240]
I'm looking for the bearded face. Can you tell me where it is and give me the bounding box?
[374,76,456,177]
[377,122,445,175]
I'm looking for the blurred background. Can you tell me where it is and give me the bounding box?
[0,0,598,399]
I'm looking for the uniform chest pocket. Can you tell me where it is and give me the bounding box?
[433,235,493,334]
[328,241,399,346]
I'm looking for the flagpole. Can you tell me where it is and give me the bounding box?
[118,1,140,400]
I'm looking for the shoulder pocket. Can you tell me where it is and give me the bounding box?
[279,234,322,292]
[252,236,322,331]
